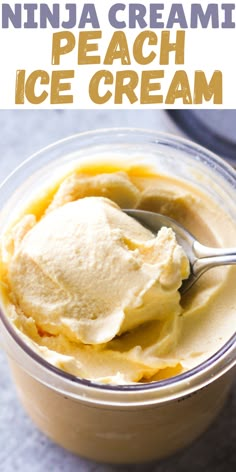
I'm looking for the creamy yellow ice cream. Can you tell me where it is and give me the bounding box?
[8,197,189,346]
[1,165,236,384]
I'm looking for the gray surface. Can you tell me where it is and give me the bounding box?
[0,110,235,472]
[192,110,236,143]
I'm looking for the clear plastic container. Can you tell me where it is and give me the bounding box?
[0,129,235,464]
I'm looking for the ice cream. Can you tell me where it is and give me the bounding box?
[1,165,236,385]
[8,197,189,346]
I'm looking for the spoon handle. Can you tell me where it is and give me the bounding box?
[194,241,236,259]
[193,254,236,278]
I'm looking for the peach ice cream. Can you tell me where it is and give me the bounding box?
[1,165,235,385]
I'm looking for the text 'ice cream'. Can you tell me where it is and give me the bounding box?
[1,166,236,384]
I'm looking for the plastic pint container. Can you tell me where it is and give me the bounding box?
[0,129,235,463]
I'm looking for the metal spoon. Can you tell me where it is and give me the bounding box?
[124,209,236,294]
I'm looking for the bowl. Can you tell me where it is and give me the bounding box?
[0,129,235,464]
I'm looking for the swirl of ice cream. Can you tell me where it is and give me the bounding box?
[8,197,189,346]
[2,167,235,385]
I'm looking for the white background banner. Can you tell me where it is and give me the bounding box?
[0,0,235,108]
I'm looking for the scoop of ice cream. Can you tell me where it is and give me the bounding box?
[8,197,189,346]
[47,171,141,212]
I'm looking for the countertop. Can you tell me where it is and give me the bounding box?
[0,110,235,472]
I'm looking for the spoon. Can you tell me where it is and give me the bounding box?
[124,209,236,294]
